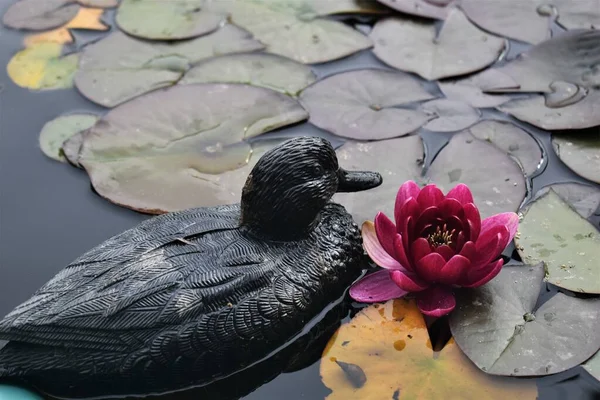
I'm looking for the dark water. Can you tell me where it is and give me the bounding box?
[0,2,599,399]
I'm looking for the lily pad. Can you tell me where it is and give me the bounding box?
[541,182,600,219]
[469,120,542,176]
[321,299,538,399]
[2,0,79,30]
[461,0,550,45]
[375,0,451,19]
[487,30,600,93]
[451,264,600,376]
[218,0,372,64]
[39,114,99,162]
[333,135,424,224]
[77,83,308,214]
[116,0,224,40]
[180,53,316,96]
[62,131,86,168]
[426,130,526,219]
[552,0,600,30]
[421,99,480,132]
[370,8,505,80]
[552,134,600,184]
[75,25,265,107]
[515,189,600,294]
[7,42,78,90]
[438,69,514,108]
[583,351,600,382]
[299,69,434,140]
[498,90,600,130]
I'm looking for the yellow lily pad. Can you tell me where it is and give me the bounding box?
[7,42,78,90]
[321,299,537,400]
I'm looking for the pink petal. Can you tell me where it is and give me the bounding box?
[416,285,456,317]
[417,184,445,209]
[459,241,476,261]
[438,198,462,219]
[393,234,412,272]
[350,270,408,303]
[390,269,430,292]
[439,255,470,285]
[472,225,508,269]
[462,203,481,241]
[462,259,504,288]
[402,215,416,258]
[415,252,446,283]
[446,183,474,205]
[396,198,420,233]
[395,181,421,221]
[362,221,403,270]
[412,237,432,263]
[375,212,397,258]
[434,244,455,261]
[480,212,519,241]
[414,206,441,236]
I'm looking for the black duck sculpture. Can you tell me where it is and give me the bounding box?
[0,137,382,398]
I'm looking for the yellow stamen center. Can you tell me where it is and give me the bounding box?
[427,224,456,248]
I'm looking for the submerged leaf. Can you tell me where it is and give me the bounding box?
[450,264,600,376]
[39,114,98,162]
[552,134,600,184]
[77,83,308,213]
[75,26,264,107]
[515,189,600,294]
[421,99,480,132]
[370,9,505,80]
[7,42,78,90]
[469,120,542,176]
[426,130,526,219]
[180,53,316,96]
[116,0,224,40]
[321,299,538,399]
[333,136,424,224]
[217,0,372,64]
[299,69,434,140]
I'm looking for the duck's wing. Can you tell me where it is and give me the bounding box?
[0,204,249,352]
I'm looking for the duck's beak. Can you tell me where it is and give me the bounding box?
[337,168,383,192]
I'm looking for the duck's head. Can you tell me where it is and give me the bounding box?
[240,137,382,240]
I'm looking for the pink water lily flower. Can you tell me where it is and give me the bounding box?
[350,180,519,317]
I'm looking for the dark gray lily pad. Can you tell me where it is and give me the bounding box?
[217,0,373,64]
[180,53,316,96]
[333,135,424,224]
[498,90,600,130]
[553,134,600,184]
[75,26,264,107]
[299,69,434,140]
[487,30,600,93]
[426,130,526,219]
[515,189,600,294]
[533,183,600,219]
[450,263,600,376]
[461,0,551,45]
[39,114,98,162]
[2,0,77,30]
[77,83,308,214]
[552,0,600,31]
[375,0,451,19]
[421,99,480,132]
[583,351,600,382]
[116,0,225,40]
[370,9,505,80]
[438,69,514,108]
[469,120,542,176]
[62,130,86,168]
[77,0,118,6]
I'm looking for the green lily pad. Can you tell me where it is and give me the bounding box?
[469,120,542,176]
[583,351,600,382]
[437,69,514,108]
[552,133,600,184]
[450,263,600,376]
[180,53,316,96]
[545,182,600,219]
[515,188,600,294]
[425,130,526,219]
[487,30,600,93]
[74,26,265,107]
[421,99,480,132]
[299,69,434,140]
[77,83,308,214]
[333,135,424,224]
[370,8,505,80]
[116,0,225,40]
[39,113,98,162]
[375,0,451,19]
[217,0,372,64]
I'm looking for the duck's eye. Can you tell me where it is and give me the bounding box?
[312,165,324,176]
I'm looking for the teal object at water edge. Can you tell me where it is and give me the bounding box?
[0,385,42,400]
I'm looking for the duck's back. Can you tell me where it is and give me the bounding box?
[0,203,364,397]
